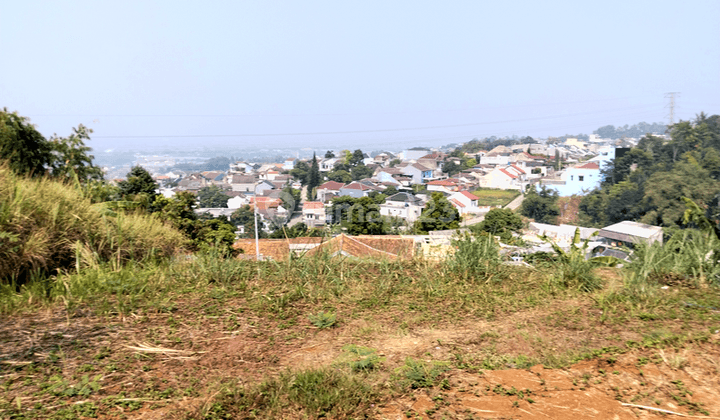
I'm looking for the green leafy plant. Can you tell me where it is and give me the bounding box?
[399,358,449,389]
[308,311,337,329]
[541,228,602,291]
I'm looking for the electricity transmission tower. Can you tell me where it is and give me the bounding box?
[664,92,680,125]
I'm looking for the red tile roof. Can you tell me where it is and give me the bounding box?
[499,168,518,179]
[427,179,458,186]
[450,198,466,208]
[343,182,374,190]
[459,191,479,200]
[304,201,324,209]
[576,162,600,170]
[318,181,345,190]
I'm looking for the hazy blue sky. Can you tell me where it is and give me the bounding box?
[2,0,719,152]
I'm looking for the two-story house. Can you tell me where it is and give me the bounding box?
[401,163,434,184]
[302,201,326,228]
[542,161,601,196]
[379,192,424,222]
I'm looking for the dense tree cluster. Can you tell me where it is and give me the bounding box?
[593,122,667,140]
[327,149,372,182]
[0,108,103,182]
[197,185,231,208]
[580,114,720,230]
[519,185,560,224]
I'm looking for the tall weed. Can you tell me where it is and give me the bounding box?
[448,233,502,280]
[626,229,720,288]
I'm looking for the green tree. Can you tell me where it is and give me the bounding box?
[383,185,398,196]
[328,196,356,225]
[443,160,461,176]
[351,164,373,181]
[196,185,231,208]
[290,160,310,184]
[269,222,309,239]
[349,149,365,166]
[230,205,266,239]
[49,124,104,182]
[641,161,720,227]
[328,196,384,235]
[0,109,53,177]
[474,208,523,242]
[415,192,460,234]
[154,191,237,255]
[281,186,301,213]
[327,169,352,183]
[324,150,335,158]
[346,196,384,235]
[307,153,320,200]
[461,157,477,170]
[519,184,560,224]
[1,110,105,183]
[118,166,158,209]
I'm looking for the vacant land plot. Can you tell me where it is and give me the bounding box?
[2,254,719,419]
[471,188,521,207]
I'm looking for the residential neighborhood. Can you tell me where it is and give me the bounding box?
[121,131,673,262]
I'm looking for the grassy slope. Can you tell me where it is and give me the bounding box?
[0,165,187,285]
[1,250,719,419]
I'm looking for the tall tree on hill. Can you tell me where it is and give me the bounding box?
[118,166,158,209]
[306,153,320,200]
[1,110,104,183]
[0,109,53,177]
[48,124,104,183]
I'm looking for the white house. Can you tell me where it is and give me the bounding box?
[316,181,345,203]
[480,153,510,166]
[302,201,326,227]
[480,165,526,190]
[379,192,424,222]
[404,147,432,161]
[449,191,482,215]
[320,158,340,172]
[229,174,258,192]
[401,163,434,184]
[541,161,601,196]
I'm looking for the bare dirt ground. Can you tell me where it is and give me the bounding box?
[2,298,720,419]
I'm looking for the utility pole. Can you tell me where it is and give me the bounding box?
[664,92,680,125]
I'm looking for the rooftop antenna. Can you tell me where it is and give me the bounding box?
[664,92,680,125]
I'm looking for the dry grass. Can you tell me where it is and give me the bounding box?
[0,165,188,284]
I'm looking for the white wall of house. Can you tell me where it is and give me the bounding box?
[480,155,510,165]
[379,202,423,222]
